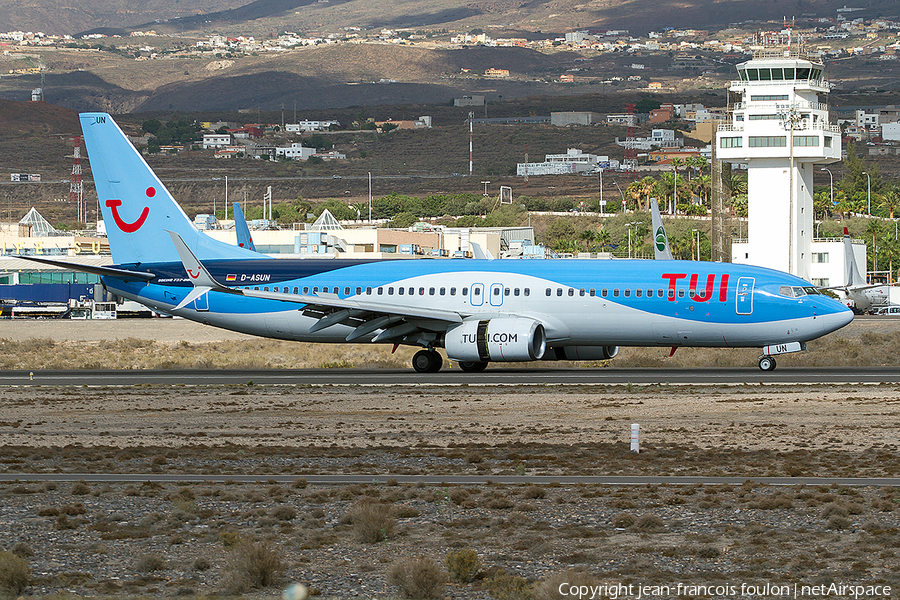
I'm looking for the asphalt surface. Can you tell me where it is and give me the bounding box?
[1,473,898,487]
[2,367,900,386]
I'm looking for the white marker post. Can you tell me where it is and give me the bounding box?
[630,423,640,453]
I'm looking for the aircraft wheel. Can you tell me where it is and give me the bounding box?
[458,361,488,373]
[413,349,441,373]
[758,356,776,372]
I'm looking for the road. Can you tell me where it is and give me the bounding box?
[3,367,900,386]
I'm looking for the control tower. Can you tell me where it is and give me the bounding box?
[717,47,841,281]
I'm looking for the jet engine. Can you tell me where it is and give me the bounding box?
[444,318,546,362]
[545,346,620,361]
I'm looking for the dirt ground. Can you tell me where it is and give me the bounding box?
[0,318,899,599]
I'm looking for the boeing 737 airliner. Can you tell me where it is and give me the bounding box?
[27,113,854,372]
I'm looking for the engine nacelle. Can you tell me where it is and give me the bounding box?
[445,318,546,362]
[545,346,620,361]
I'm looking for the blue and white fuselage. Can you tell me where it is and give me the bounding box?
[35,113,852,373]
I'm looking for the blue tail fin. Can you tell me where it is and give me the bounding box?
[232,202,257,252]
[81,113,262,264]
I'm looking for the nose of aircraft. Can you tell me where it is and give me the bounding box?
[820,301,854,336]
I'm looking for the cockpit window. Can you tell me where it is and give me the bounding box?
[803,287,821,295]
[780,286,820,298]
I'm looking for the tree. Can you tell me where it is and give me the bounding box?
[692,175,711,207]
[142,119,162,135]
[879,187,900,219]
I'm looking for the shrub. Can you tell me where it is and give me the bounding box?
[223,539,285,594]
[192,557,211,571]
[347,500,396,543]
[446,548,481,583]
[826,516,851,530]
[135,554,165,573]
[389,556,448,600]
[821,503,849,518]
[611,512,637,528]
[535,569,598,600]
[633,514,665,532]
[522,486,546,499]
[71,481,90,495]
[0,551,29,597]
[486,569,531,600]
[271,505,298,521]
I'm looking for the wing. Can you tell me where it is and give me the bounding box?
[167,231,467,343]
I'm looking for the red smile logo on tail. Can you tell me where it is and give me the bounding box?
[106,186,155,233]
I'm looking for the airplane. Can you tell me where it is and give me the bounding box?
[24,113,854,372]
[650,198,673,260]
[830,227,890,313]
[232,202,257,252]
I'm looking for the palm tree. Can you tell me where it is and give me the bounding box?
[580,228,597,251]
[638,176,657,212]
[879,187,900,219]
[596,229,612,253]
[626,180,642,212]
[692,175,711,207]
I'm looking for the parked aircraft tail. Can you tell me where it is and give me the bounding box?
[232,202,257,252]
[80,112,262,264]
[650,198,673,260]
[843,227,866,287]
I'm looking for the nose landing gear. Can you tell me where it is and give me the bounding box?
[758,355,777,371]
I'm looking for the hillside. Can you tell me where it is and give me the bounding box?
[1,0,896,37]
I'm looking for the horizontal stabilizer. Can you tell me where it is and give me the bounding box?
[17,255,155,281]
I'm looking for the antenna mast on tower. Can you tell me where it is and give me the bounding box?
[69,136,84,224]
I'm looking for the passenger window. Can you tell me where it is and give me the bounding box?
[398,287,404,295]
[624,289,631,298]
[429,287,435,295]
[636,289,642,298]
[546,288,552,296]
[450,287,456,295]
[504,288,510,296]
[494,287,500,296]
[254,287,259,291]
[409,287,414,295]
[389,287,394,295]
[293,287,299,294]
[313,286,318,294]
[579,289,585,296]
[264,287,269,292]
[514,288,520,296]
[303,287,309,294]
[567,289,574,297]
[377,287,383,295]
[367,287,372,295]
[601,289,608,297]
[668,289,675,298]
[589,289,596,297]
[647,289,652,298]
[678,289,685,298]
[524,288,530,296]
[419,287,425,295]
[689,289,696,298]
[440,288,446,295]
[658,289,664,297]
[613,289,619,297]
[557,288,563,296]
[474,287,481,296]
[356,287,362,295]
[345,287,351,295]
[462,287,468,295]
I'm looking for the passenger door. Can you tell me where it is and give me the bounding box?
[736,277,754,315]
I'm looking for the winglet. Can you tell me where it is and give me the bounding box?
[470,241,494,260]
[166,230,239,310]
[650,198,673,260]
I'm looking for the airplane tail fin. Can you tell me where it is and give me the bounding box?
[232,202,257,252]
[650,198,673,260]
[80,113,262,264]
[843,227,866,287]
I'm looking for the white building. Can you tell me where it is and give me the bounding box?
[202,134,231,149]
[517,148,616,176]
[285,120,340,132]
[717,47,842,281]
[275,143,316,160]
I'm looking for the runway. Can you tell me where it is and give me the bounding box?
[2,366,900,386]
[2,473,898,487]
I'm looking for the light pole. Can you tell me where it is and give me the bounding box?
[598,169,605,216]
[368,172,372,222]
[692,228,699,261]
[863,171,871,215]
[627,221,643,259]
[613,180,625,212]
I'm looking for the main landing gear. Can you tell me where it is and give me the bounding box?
[458,361,488,373]
[758,355,776,371]
[412,349,443,373]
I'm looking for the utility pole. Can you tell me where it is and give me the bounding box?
[468,112,474,177]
